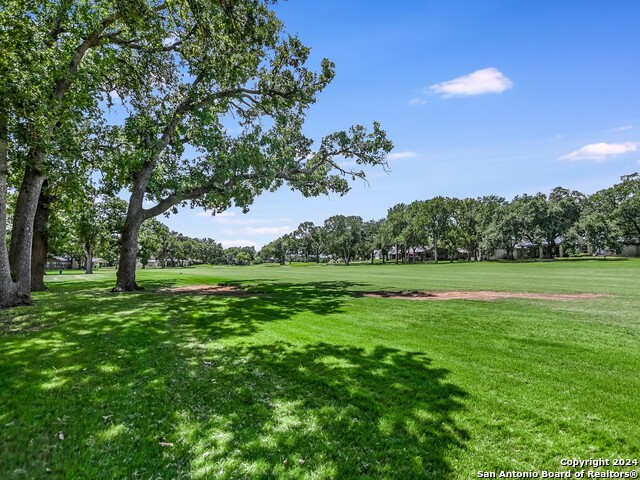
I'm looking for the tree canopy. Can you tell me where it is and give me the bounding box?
[0,0,392,304]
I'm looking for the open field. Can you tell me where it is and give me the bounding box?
[1,260,639,479]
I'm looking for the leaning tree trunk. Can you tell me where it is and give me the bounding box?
[7,164,46,305]
[31,182,50,291]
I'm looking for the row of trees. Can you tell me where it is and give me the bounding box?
[44,193,268,270]
[1,0,392,307]
[261,174,640,264]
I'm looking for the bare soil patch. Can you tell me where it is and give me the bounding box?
[159,284,254,296]
[358,290,605,301]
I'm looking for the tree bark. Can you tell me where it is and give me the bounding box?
[8,164,45,304]
[31,182,50,291]
[0,105,25,307]
[114,209,144,291]
[83,243,93,274]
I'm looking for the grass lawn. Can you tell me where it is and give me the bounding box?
[1,260,639,479]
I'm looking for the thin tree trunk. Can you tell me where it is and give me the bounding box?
[31,182,50,291]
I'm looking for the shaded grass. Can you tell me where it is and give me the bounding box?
[1,260,639,478]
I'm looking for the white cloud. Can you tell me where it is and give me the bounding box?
[409,98,427,106]
[222,229,234,235]
[220,239,259,249]
[337,160,358,169]
[612,125,633,132]
[197,210,290,226]
[197,210,236,218]
[387,151,418,160]
[559,142,639,162]
[162,33,180,47]
[243,226,293,236]
[430,67,513,98]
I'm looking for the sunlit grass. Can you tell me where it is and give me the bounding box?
[1,260,639,478]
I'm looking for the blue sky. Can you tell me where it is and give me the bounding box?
[161,0,640,249]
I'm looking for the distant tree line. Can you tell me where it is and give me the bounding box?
[260,173,640,264]
[44,195,263,270]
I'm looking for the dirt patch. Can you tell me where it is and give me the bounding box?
[358,290,605,301]
[159,284,255,296]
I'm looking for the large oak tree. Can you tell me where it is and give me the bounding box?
[1,0,172,306]
[98,1,392,291]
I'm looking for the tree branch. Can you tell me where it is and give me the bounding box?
[142,178,240,219]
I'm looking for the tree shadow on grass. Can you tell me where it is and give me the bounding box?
[2,281,365,339]
[0,281,467,479]
[182,342,469,479]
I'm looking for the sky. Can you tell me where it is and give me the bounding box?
[158,0,640,250]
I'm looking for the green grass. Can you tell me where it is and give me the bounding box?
[1,261,639,479]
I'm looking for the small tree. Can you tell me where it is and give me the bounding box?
[323,215,364,265]
[567,212,622,259]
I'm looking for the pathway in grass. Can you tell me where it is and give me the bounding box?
[358,290,605,300]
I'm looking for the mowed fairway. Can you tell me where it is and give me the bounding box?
[1,260,639,479]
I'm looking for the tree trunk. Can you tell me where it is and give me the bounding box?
[114,210,144,291]
[31,182,50,291]
[434,242,439,263]
[8,164,45,304]
[84,243,93,275]
[0,105,25,307]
